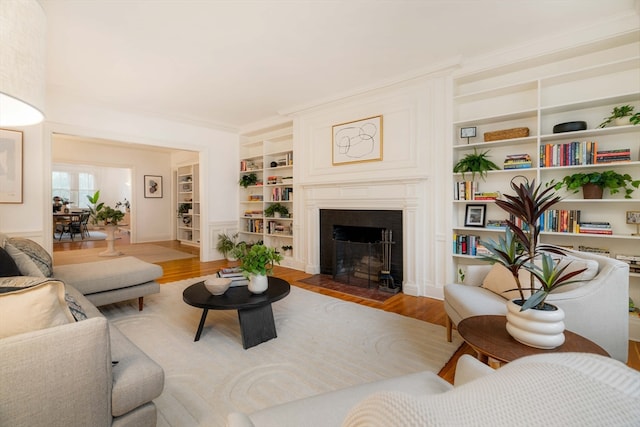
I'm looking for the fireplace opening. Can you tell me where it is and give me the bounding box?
[320,209,402,292]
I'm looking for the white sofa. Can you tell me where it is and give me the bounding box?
[444,249,629,362]
[227,353,640,427]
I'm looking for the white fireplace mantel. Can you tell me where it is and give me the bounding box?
[301,177,430,296]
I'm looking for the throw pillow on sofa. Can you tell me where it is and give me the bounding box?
[0,247,21,277]
[0,280,75,338]
[481,264,533,300]
[0,236,53,277]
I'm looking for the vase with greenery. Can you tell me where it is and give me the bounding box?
[554,170,640,199]
[480,177,587,348]
[599,105,640,128]
[216,232,239,260]
[238,244,283,294]
[453,148,500,181]
[239,173,258,188]
[264,202,289,218]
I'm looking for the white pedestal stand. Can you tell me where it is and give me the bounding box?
[99,224,122,257]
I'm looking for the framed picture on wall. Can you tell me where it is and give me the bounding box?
[332,115,383,165]
[144,175,163,198]
[464,204,486,227]
[0,129,23,203]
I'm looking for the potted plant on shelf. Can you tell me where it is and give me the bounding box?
[239,173,258,188]
[178,203,191,217]
[216,232,240,261]
[480,177,587,349]
[264,202,289,218]
[453,148,501,181]
[598,105,640,128]
[281,245,293,256]
[238,244,283,294]
[554,170,640,199]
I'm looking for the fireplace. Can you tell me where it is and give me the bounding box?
[320,209,403,290]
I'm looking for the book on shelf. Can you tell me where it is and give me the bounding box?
[540,141,597,167]
[616,254,640,262]
[578,221,613,235]
[503,154,532,169]
[485,219,508,228]
[577,246,611,257]
[474,192,500,200]
[596,148,631,163]
[452,233,481,256]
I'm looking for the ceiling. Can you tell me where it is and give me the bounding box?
[40,0,638,132]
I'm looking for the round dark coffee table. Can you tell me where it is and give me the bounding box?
[458,315,609,368]
[183,276,290,349]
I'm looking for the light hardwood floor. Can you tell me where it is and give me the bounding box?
[54,237,640,382]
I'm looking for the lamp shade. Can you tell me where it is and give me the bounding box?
[0,0,46,126]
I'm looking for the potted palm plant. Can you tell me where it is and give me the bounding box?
[554,170,639,199]
[238,244,283,294]
[480,177,586,349]
[453,148,501,181]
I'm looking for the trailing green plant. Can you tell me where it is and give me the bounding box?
[599,105,640,128]
[239,173,258,188]
[216,232,239,258]
[453,148,500,181]
[554,171,640,199]
[480,177,584,310]
[238,243,283,277]
[264,202,289,217]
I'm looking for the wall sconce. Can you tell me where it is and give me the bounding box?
[0,0,46,126]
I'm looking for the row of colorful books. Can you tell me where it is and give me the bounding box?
[453,181,500,201]
[539,141,631,167]
[270,186,293,201]
[452,234,485,256]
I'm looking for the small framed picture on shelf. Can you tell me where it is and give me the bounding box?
[627,211,640,236]
[465,204,486,227]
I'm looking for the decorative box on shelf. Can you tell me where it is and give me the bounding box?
[483,127,529,142]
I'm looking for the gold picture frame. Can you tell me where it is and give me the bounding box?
[332,115,383,165]
[0,128,23,203]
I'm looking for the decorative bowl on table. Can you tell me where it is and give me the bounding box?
[204,277,232,295]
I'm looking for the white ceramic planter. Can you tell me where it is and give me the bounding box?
[506,299,565,349]
[248,274,268,294]
[614,117,631,126]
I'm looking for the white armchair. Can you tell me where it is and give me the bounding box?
[444,249,630,362]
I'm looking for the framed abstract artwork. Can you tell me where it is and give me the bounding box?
[0,129,23,203]
[144,175,163,198]
[332,115,383,165]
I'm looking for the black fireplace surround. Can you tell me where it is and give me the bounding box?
[319,209,403,285]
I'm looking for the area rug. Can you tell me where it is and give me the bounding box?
[53,230,107,243]
[299,274,397,303]
[53,244,196,265]
[100,277,462,427]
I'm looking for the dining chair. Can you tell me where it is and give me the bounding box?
[55,214,82,241]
